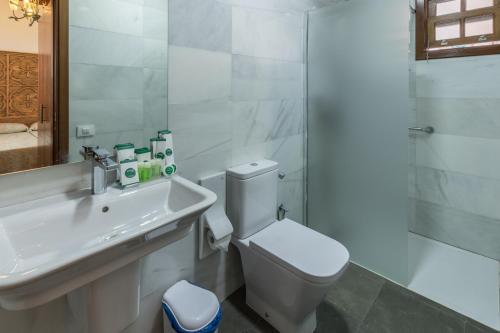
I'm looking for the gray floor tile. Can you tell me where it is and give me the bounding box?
[315,301,359,333]
[358,282,466,333]
[219,287,277,333]
[323,263,385,331]
[465,320,500,333]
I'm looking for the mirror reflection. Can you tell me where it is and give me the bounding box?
[0,0,168,175]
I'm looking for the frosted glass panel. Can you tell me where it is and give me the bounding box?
[465,15,494,36]
[436,21,461,40]
[307,0,409,284]
[467,0,494,10]
[436,0,461,15]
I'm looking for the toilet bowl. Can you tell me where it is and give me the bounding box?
[226,160,350,333]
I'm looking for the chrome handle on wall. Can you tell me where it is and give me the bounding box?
[409,126,434,134]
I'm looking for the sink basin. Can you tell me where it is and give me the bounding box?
[0,175,216,310]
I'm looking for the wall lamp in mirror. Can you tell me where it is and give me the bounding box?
[8,0,50,26]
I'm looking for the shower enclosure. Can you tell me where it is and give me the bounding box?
[307,0,410,284]
[305,0,499,330]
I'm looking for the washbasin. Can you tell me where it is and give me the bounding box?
[0,175,216,310]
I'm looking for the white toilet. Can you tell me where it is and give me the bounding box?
[226,160,350,333]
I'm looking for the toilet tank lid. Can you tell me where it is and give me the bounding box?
[227,160,278,180]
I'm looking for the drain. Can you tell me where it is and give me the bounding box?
[102,206,109,213]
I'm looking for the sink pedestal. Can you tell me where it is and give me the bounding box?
[88,261,141,333]
[68,261,142,333]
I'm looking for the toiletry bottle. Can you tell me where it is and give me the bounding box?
[114,143,135,180]
[135,147,152,162]
[158,130,177,176]
[119,159,139,186]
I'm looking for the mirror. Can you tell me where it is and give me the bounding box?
[0,0,168,175]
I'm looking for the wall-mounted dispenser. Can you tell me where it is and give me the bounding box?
[198,172,234,260]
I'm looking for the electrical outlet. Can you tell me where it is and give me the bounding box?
[76,124,96,138]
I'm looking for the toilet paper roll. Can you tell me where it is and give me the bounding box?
[204,205,233,242]
[207,230,231,252]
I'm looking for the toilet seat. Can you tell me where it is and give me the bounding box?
[248,219,350,284]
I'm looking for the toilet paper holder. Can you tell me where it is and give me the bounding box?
[198,172,234,260]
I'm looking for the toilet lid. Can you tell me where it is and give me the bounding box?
[249,219,350,284]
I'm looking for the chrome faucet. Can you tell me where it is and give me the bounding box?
[82,146,119,194]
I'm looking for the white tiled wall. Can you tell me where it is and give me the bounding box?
[169,0,308,224]
[411,55,500,261]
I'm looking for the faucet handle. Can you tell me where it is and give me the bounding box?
[92,148,112,161]
[81,145,99,160]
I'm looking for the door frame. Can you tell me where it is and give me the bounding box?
[52,0,69,164]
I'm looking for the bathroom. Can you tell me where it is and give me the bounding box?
[0,0,498,332]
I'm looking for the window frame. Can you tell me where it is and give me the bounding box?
[416,0,500,60]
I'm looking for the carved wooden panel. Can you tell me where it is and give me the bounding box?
[9,86,38,116]
[0,53,6,117]
[0,53,6,86]
[0,86,6,117]
[0,51,39,125]
[9,54,38,86]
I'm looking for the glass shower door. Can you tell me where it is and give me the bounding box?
[307,0,410,284]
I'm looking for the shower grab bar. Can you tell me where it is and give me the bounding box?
[409,126,434,134]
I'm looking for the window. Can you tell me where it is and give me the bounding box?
[416,0,500,59]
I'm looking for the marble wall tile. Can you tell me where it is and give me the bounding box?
[143,6,168,40]
[417,97,500,140]
[144,0,168,11]
[70,64,143,100]
[175,148,234,183]
[232,55,304,101]
[217,0,336,14]
[417,55,500,99]
[168,101,233,161]
[232,99,304,147]
[69,0,143,36]
[169,0,232,52]
[143,68,167,99]
[168,47,231,104]
[415,166,500,221]
[416,133,500,181]
[232,7,304,62]
[278,168,304,223]
[410,199,500,260]
[143,97,168,140]
[69,99,144,137]
[143,39,168,69]
[69,27,143,67]
[216,0,300,12]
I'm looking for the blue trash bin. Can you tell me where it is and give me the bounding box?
[162,280,221,333]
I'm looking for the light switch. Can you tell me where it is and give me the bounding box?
[76,124,96,138]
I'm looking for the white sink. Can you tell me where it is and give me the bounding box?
[0,175,216,311]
